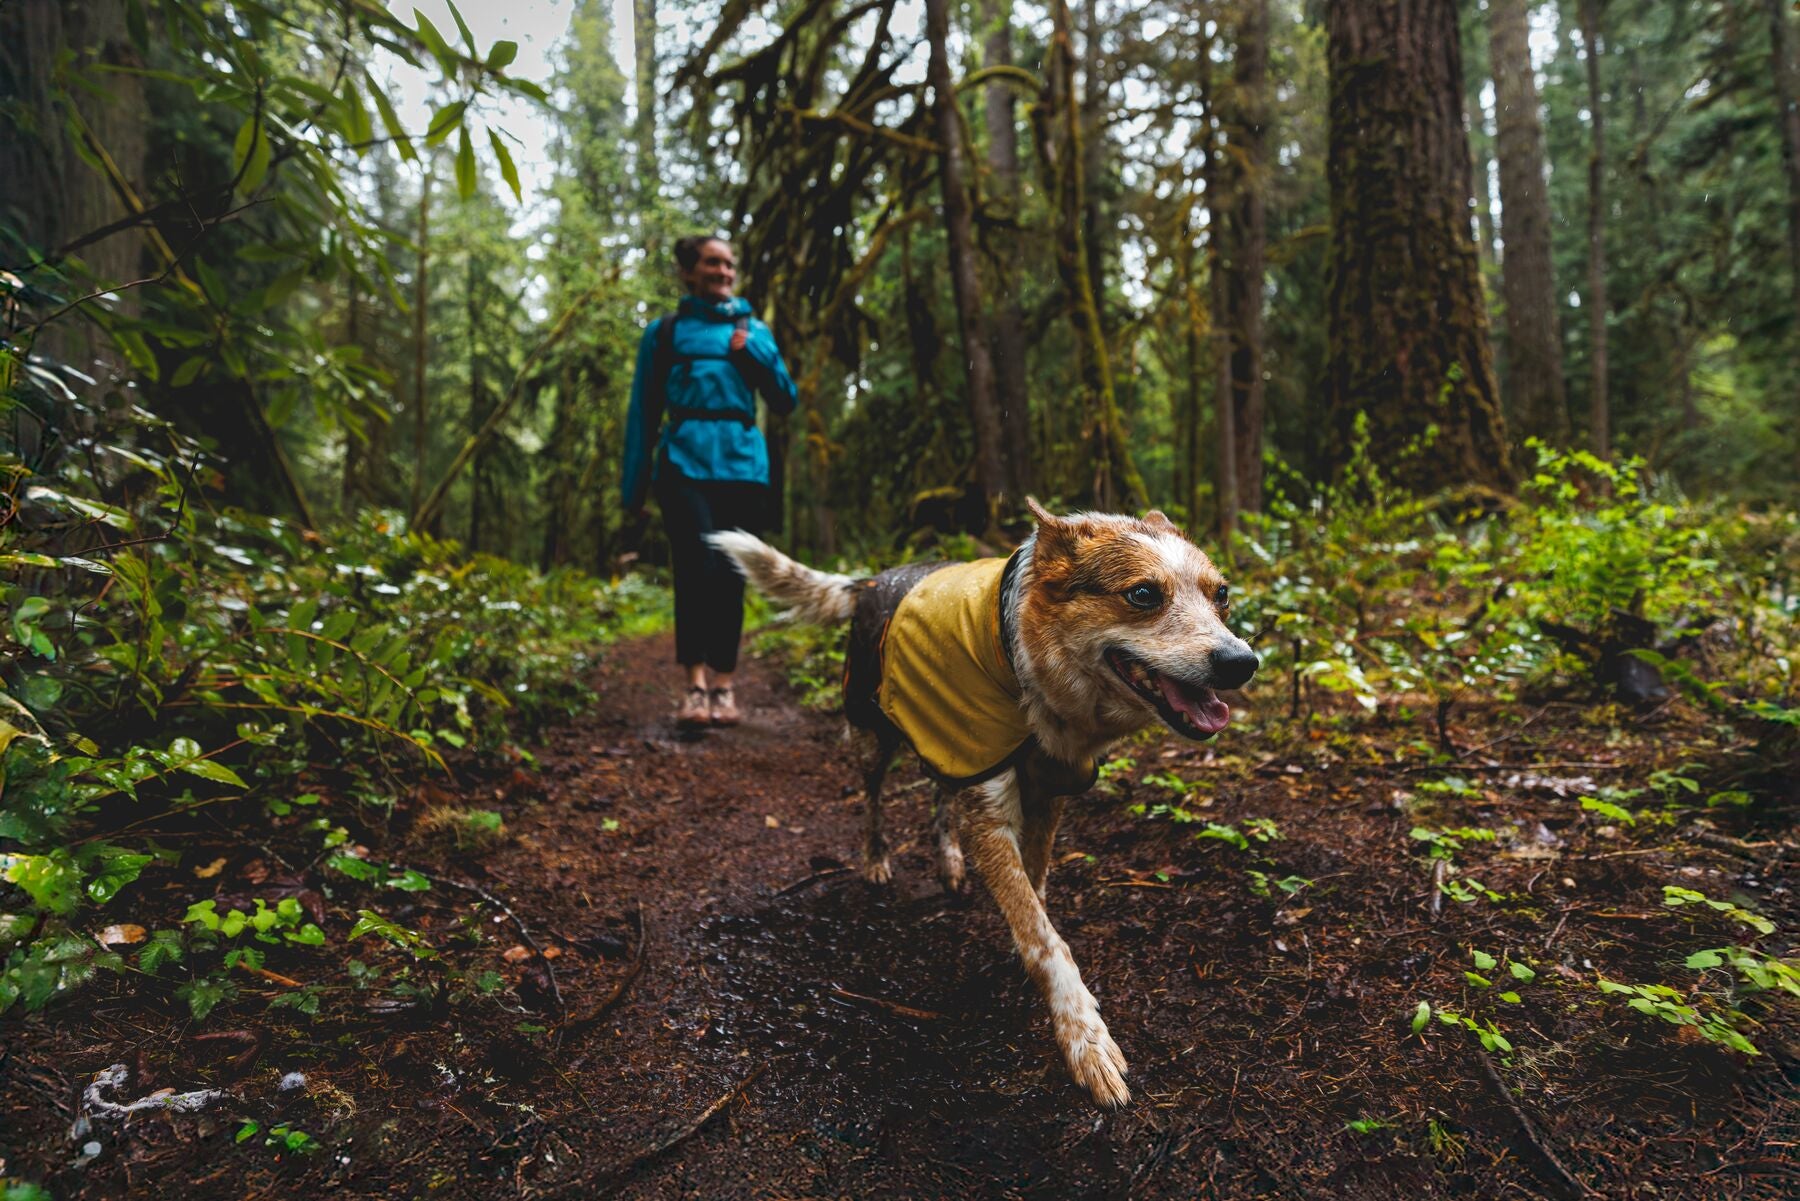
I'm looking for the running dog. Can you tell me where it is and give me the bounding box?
[707,502,1257,1108]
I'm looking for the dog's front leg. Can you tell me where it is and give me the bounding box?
[965,772,1129,1108]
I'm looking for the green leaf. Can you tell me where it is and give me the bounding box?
[231,115,271,193]
[446,1,477,50]
[237,1120,261,1143]
[487,40,519,70]
[426,100,467,146]
[1471,949,1497,971]
[116,329,159,380]
[488,128,521,201]
[181,759,249,789]
[365,71,415,161]
[454,126,476,198]
[1464,971,1492,988]
[170,355,207,387]
[1508,961,1536,982]
[413,9,458,73]
[341,78,373,148]
[1410,1001,1430,1035]
[1499,991,1522,1003]
[1685,949,1724,969]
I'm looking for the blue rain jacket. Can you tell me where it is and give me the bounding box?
[621,294,798,511]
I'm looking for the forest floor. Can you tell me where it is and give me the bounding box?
[3,629,1796,1200]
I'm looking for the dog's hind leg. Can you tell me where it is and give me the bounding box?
[849,724,900,884]
[931,785,965,893]
[965,771,1129,1109]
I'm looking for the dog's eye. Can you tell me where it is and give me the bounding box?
[1214,584,1230,609]
[1123,582,1163,610]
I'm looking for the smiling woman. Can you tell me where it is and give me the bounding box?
[621,235,798,730]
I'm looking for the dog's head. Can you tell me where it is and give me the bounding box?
[1019,499,1257,741]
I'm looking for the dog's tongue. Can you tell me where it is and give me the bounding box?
[1157,674,1231,734]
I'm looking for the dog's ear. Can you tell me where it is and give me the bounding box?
[1027,497,1089,571]
[1140,509,1182,536]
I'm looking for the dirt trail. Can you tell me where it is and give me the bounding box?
[4,630,1793,1199]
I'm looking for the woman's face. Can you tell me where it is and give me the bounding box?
[680,240,738,302]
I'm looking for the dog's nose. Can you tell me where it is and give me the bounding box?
[1211,642,1259,690]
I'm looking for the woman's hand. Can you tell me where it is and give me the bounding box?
[729,326,749,353]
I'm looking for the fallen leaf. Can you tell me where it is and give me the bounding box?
[194,857,227,879]
[765,815,781,829]
[97,924,146,946]
[541,946,562,960]
[502,945,533,963]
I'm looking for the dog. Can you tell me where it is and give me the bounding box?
[707,501,1257,1107]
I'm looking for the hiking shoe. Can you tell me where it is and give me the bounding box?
[676,687,710,729]
[709,686,741,727]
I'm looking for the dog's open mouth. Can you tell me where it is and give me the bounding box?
[1104,648,1231,740]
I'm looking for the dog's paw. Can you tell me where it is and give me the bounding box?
[1058,1017,1130,1109]
[935,842,965,893]
[862,856,893,885]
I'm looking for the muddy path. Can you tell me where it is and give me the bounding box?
[4,630,1794,1199]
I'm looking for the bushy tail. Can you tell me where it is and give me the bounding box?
[705,530,858,625]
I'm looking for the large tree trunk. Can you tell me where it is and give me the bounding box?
[1488,0,1569,449]
[925,0,1007,518]
[633,0,660,232]
[1580,0,1610,459]
[1767,0,1800,324]
[0,0,147,373]
[1225,0,1268,515]
[1323,0,1513,494]
[1036,0,1146,511]
[981,0,1033,499]
[1079,0,1109,340]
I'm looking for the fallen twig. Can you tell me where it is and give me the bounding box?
[774,865,852,896]
[1477,1053,1596,1200]
[587,1066,766,1192]
[828,986,945,1021]
[424,872,565,1019]
[1428,859,1448,920]
[235,960,303,989]
[560,904,647,1040]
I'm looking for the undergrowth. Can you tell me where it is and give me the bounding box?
[1,403,668,1016]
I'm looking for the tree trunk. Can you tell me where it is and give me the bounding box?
[1225,0,1268,515]
[1580,0,1610,460]
[466,253,485,551]
[981,0,1033,499]
[1323,0,1513,494]
[633,0,660,230]
[1080,0,1108,339]
[925,0,1007,518]
[1037,0,1146,511]
[0,0,147,373]
[412,170,431,518]
[1767,0,1800,324]
[341,276,362,507]
[1205,107,1238,540]
[1488,0,1569,449]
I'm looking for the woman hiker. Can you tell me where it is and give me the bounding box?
[621,234,798,729]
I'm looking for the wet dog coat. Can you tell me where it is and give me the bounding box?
[844,554,1096,791]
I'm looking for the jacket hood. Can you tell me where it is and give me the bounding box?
[678,294,753,321]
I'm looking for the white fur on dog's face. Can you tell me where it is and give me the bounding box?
[1015,502,1256,753]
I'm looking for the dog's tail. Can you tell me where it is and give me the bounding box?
[705,531,858,625]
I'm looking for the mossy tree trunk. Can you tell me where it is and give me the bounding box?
[1489,0,1570,450]
[1323,0,1513,494]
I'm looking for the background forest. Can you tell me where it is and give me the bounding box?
[2,1,1798,1197]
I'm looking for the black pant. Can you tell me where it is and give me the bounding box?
[655,472,767,673]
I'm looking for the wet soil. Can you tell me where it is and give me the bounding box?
[3,631,1795,1199]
